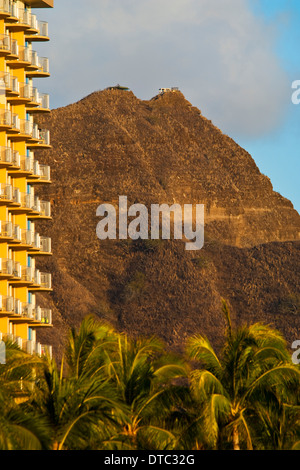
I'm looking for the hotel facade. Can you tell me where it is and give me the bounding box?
[0,0,53,356]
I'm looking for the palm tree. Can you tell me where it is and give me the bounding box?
[102,332,188,449]
[186,300,300,450]
[26,319,127,450]
[0,340,50,450]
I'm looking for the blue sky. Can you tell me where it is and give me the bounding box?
[36,0,299,213]
[241,0,300,212]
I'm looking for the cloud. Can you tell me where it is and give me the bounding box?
[39,0,290,138]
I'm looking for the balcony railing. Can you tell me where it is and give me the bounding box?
[20,155,34,173]
[2,334,23,350]
[14,298,22,315]
[13,224,21,242]
[21,266,35,283]
[0,147,21,168]
[32,123,40,140]
[0,334,52,358]
[0,109,12,127]
[30,88,50,110]
[26,340,52,357]
[40,201,51,218]
[13,261,21,279]
[10,38,17,55]
[20,192,34,210]
[17,7,31,26]
[0,258,14,276]
[0,146,13,165]
[0,222,22,241]
[0,72,18,93]
[39,56,49,73]
[0,220,13,238]
[17,45,31,63]
[19,82,31,100]
[39,164,51,181]
[38,21,49,38]
[39,129,50,146]
[0,295,14,313]
[11,150,20,167]
[20,229,35,246]
[19,119,33,136]
[35,306,52,324]
[36,271,52,290]
[0,184,13,201]
[22,302,34,320]
[12,187,21,205]
[0,0,10,15]
[11,113,19,130]
[40,236,51,253]
[29,162,51,181]
[0,33,11,53]
[26,17,49,41]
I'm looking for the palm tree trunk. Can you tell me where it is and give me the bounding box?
[233,425,240,450]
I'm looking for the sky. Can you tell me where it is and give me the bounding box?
[35,0,300,212]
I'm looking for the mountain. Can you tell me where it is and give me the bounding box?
[32,89,300,358]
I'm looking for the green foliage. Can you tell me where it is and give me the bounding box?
[0,307,300,450]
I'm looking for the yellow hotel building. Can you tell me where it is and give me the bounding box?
[0,0,53,357]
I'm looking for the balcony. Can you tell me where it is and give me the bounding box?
[0,221,21,242]
[0,334,52,358]
[26,18,49,42]
[34,306,52,325]
[6,38,18,59]
[12,187,21,206]
[0,0,10,18]
[25,340,52,357]
[6,6,31,32]
[28,128,51,149]
[21,304,52,326]
[0,183,13,203]
[0,33,11,56]
[7,45,31,68]
[37,200,51,219]
[21,229,36,247]
[19,119,34,137]
[8,119,40,143]
[0,146,14,167]
[39,164,51,182]
[12,261,22,279]
[21,266,35,283]
[0,220,13,239]
[8,154,31,175]
[2,334,23,350]
[0,109,12,130]
[27,89,50,113]
[19,193,36,212]
[38,236,52,255]
[0,258,14,278]
[0,295,14,315]
[22,302,35,320]
[7,82,32,104]
[31,270,52,291]
[8,190,35,212]
[0,72,19,96]
[26,55,50,78]
[28,162,51,184]
[0,147,24,171]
